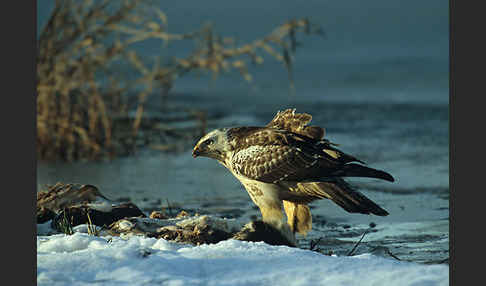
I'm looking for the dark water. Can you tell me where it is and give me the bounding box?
[37,0,449,264]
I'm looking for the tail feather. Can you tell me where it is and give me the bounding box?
[296,180,389,216]
[336,163,395,182]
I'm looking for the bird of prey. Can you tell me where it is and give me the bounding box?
[192,109,394,244]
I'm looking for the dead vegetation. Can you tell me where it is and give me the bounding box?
[37,182,293,246]
[37,0,323,161]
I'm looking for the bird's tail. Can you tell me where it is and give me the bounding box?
[336,163,395,182]
[282,201,312,236]
[295,180,389,216]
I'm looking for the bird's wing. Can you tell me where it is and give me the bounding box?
[231,143,319,183]
[229,126,392,184]
[230,128,356,183]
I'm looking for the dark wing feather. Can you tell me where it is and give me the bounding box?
[279,179,389,216]
[300,179,389,216]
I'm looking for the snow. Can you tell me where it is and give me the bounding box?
[37,233,448,286]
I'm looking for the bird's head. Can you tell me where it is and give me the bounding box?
[192,128,230,162]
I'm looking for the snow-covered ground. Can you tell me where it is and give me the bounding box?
[37,232,448,286]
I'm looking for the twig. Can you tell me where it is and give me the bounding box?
[166,198,173,217]
[385,249,401,261]
[347,229,368,256]
[309,237,323,251]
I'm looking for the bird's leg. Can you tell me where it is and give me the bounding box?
[241,181,297,245]
[282,201,312,236]
[258,203,297,246]
[283,200,298,234]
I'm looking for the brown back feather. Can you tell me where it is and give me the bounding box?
[266,109,325,140]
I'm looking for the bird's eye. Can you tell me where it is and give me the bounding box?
[205,139,214,146]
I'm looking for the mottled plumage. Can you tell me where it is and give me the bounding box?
[193,109,394,245]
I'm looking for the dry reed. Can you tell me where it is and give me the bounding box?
[37,0,323,161]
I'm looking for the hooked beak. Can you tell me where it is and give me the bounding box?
[192,147,200,158]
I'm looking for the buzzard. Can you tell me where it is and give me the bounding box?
[192,109,394,244]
